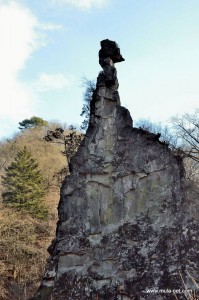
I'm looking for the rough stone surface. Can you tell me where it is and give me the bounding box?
[33,40,199,300]
[99,39,125,66]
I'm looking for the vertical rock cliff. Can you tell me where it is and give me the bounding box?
[34,40,199,300]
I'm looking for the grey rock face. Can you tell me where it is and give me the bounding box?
[99,39,125,66]
[34,40,199,300]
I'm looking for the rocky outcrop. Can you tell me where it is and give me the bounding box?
[34,40,199,300]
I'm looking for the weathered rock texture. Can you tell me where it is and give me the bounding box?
[34,40,199,300]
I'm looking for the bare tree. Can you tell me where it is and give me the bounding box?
[136,111,199,186]
[44,126,84,166]
[80,78,96,130]
[135,119,177,148]
[171,109,199,162]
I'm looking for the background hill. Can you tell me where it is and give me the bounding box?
[0,120,81,299]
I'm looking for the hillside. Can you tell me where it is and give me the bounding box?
[0,123,82,299]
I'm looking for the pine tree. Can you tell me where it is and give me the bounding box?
[2,147,48,219]
[18,116,48,130]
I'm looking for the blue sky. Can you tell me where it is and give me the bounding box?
[0,0,199,139]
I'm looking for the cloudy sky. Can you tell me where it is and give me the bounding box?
[0,0,199,139]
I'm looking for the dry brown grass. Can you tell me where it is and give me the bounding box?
[0,196,58,300]
[0,124,69,299]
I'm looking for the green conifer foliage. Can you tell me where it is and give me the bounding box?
[2,147,48,219]
[19,116,48,130]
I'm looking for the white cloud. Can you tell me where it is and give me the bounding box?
[40,23,64,31]
[50,0,107,10]
[0,1,68,138]
[0,1,39,123]
[33,73,73,92]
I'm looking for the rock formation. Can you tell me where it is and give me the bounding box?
[34,39,199,300]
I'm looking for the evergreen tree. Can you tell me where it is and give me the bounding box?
[19,116,48,130]
[2,147,48,219]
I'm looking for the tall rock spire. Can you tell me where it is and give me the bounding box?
[89,39,124,127]
[34,40,199,300]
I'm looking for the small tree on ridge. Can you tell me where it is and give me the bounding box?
[19,116,48,130]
